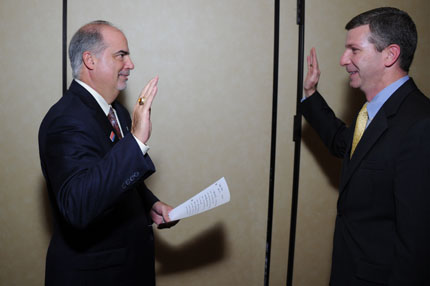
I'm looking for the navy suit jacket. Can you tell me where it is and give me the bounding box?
[302,79,430,285]
[39,80,159,285]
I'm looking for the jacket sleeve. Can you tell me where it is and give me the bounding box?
[301,91,351,158]
[389,118,430,285]
[40,113,156,229]
[136,182,159,215]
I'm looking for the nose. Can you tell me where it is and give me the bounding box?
[340,50,350,66]
[125,56,135,70]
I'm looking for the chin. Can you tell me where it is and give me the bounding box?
[349,81,361,89]
[117,83,127,91]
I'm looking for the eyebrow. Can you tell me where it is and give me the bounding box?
[345,44,359,49]
[114,50,130,56]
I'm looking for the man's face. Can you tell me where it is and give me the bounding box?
[92,26,134,99]
[340,25,386,97]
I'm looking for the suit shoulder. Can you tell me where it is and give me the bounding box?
[403,90,430,114]
[39,93,96,139]
[43,89,95,118]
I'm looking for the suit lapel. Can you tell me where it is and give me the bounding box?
[339,78,417,193]
[339,110,388,191]
[69,80,120,144]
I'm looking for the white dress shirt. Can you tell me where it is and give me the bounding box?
[75,79,150,155]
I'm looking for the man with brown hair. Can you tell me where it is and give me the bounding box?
[303,7,430,285]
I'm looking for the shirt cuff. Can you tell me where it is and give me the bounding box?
[132,135,150,155]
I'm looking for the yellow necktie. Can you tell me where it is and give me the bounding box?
[350,102,368,158]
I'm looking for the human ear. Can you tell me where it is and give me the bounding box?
[82,51,96,70]
[384,44,401,67]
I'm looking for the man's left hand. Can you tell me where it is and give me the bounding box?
[150,201,179,229]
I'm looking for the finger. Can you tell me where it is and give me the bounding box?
[137,76,158,105]
[139,82,150,102]
[142,77,157,96]
[145,76,159,97]
[144,77,159,104]
[310,48,315,68]
[143,78,158,102]
[146,79,158,100]
[142,86,157,110]
[162,215,168,224]
[312,48,319,70]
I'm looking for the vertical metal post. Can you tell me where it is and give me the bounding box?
[62,0,67,95]
[264,0,280,285]
[286,0,305,285]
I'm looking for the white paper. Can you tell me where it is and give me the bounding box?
[168,177,230,221]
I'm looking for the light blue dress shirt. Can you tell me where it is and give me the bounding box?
[365,76,409,127]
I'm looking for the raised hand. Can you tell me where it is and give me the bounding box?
[131,76,158,144]
[304,47,321,97]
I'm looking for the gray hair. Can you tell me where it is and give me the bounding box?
[68,20,116,79]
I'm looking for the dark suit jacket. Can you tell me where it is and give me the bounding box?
[39,80,159,286]
[301,79,430,285]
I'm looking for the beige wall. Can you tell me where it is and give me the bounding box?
[0,1,428,286]
[0,0,62,285]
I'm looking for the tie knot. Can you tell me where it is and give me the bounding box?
[108,107,115,116]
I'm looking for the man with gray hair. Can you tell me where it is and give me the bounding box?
[302,7,430,285]
[39,21,177,285]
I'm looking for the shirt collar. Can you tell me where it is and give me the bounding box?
[75,79,111,116]
[366,75,409,122]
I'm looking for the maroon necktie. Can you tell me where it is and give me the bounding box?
[107,107,123,140]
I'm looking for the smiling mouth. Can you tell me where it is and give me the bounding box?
[348,71,359,78]
[118,75,129,81]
